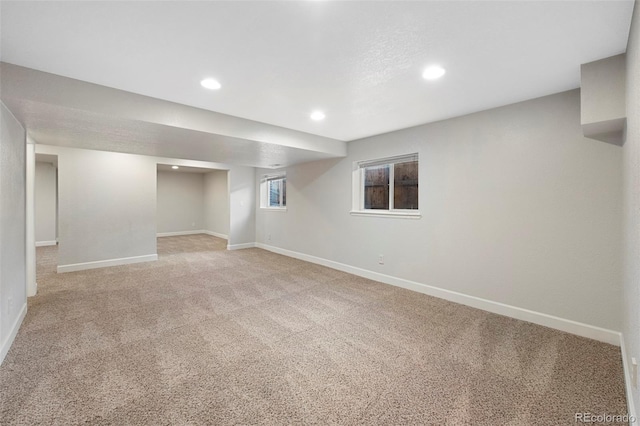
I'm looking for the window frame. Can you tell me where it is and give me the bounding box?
[351,153,421,219]
[260,173,287,211]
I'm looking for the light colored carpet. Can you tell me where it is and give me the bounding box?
[0,234,627,425]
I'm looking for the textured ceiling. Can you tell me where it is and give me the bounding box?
[1,1,634,141]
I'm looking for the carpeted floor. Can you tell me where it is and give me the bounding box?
[0,234,628,425]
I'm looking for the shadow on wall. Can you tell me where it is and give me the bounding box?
[291,158,343,189]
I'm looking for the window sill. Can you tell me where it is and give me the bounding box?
[350,210,421,219]
[261,207,287,212]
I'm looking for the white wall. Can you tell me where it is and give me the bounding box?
[229,167,255,249]
[580,54,627,145]
[35,161,57,244]
[256,89,622,334]
[0,102,27,364]
[157,171,204,234]
[204,170,229,238]
[622,0,640,415]
[581,54,627,125]
[54,147,158,270]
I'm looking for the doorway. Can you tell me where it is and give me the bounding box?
[156,164,229,256]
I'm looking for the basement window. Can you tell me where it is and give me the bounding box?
[351,154,420,218]
[260,173,287,210]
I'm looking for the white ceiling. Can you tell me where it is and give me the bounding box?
[1,1,634,142]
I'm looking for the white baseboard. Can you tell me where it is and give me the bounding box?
[157,230,205,237]
[620,334,638,420]
[255,243,621,346]
[35,240,56,247]
[227,243,256,251]
[157,230,229,240]
[203,230,228,240]
[57,254,158,273]
[0,302,27,366]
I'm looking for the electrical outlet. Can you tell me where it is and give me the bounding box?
[632,357,638,389]
[268,234,272,241]
[7,297,13,316]
[378,255,384,265]
[191,222,196,228]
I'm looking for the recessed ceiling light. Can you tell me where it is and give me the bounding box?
[270,164,282,168]
[200,78,221,90]
[172,166,179,170]
[310,111,325,121]
[422,66,446,80]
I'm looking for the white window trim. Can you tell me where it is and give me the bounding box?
[349,210,421,219]
[351,153,420,218]
[260,173,287,209]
